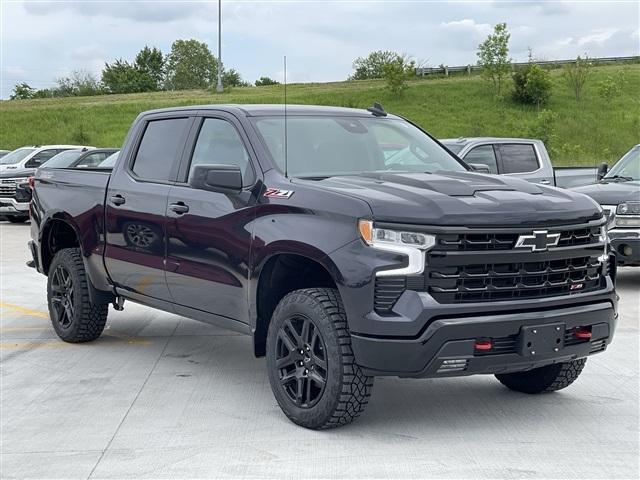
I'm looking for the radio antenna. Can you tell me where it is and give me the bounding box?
[284,55,288,178]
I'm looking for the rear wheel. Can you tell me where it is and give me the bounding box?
[495,358,587,394]
[47,248,108,343]
[266,288,373,429]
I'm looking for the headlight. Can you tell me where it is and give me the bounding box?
[617,202,640,215]
[358,220,435,276]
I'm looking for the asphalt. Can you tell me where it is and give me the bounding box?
[1,221,638,479]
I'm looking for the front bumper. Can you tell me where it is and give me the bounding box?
[609,229,640,266]
[0,198,29,216]
[351,289,617,378]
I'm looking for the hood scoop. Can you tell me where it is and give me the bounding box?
[345,171,544,197]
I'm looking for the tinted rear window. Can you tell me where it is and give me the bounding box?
[499,144,539,174]
[132,118,190,181]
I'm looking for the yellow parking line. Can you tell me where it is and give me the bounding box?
[0,302,49,319]
[0,302,152,346]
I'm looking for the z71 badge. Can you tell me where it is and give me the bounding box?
[264,188,294,199]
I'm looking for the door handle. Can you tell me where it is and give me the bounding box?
[109,194,126,206]
[169,202,189,214]
[539,180,551,185]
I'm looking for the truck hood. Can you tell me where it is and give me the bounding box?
[0,168,35,179]
[298,171,602,227]
[572,181,640,205]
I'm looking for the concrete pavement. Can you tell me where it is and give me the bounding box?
[1,222,638,479]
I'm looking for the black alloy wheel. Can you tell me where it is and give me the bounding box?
[275,315,328,408]
[50,264,75,330]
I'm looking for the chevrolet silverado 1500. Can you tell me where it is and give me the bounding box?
[29,104,617,429]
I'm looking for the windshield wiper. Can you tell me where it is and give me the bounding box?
[602,175,634,182]
[296,175,333,181]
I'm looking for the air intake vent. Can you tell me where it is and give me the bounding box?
[590,339,606,353]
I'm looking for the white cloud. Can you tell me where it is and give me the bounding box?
[441,19,492,37]
[577,28,620,47]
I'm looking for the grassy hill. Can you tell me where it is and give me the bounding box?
[1,64,638,166]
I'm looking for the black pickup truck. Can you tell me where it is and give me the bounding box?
[29,104,617,429]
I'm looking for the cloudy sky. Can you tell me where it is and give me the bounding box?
[1,0,638,98]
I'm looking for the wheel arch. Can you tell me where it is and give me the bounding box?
[251,249,343,357]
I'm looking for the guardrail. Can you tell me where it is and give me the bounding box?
[416,55,640,76]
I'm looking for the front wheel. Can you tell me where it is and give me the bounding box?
[495,358,587,394]
[266,288,373,429]
[47,248,108,343]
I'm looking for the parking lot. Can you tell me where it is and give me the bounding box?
[1,221,638,479]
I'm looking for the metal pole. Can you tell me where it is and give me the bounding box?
[216,0,223,93]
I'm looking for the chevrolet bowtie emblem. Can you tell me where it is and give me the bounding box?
[515,230,561,252]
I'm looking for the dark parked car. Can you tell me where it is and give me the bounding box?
[43,148,119,169]
[29,104,617,429]
[573,145,640,266]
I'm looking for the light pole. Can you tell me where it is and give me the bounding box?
[216,0,223,93]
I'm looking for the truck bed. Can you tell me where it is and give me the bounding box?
[554,167,598,188]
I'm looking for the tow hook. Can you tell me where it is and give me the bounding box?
[113,296,125,311]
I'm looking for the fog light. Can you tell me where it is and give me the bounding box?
[620,244,633,257]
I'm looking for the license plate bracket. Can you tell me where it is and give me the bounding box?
[518,322,565,356]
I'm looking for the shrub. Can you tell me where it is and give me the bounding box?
[255,76,279,87]
[382,57,413,97]
[526,109,558,147]
[597,71,626,101]
[512,64,552,107]
[10,83,35,100]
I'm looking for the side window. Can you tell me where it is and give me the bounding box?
[499,144,539,174]
[132,118,190,182]
[77,152,108,168]
[188,118,254,185]
[27,149,59,167]
[463,145,499,174]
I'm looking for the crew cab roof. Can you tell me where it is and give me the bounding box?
[440,137,543,145]
[139,104,402,119]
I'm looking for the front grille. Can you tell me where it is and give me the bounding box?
[372,223,607,313]
[436,225,602,251]
[426,256,604,303]
[0,180,17,198]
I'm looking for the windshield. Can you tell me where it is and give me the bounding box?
[252,116,467,178]
[605,146,640,181]
[0,148,35,165]
[41,150,83,168]
[98,151,119,168]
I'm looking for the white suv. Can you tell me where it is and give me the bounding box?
[0,145,92,172]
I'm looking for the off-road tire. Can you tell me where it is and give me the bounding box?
[266,288,373,429]
[47,248,108,343]
[495,358,587,394]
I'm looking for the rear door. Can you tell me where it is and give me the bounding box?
[495,143,551,184]
[104,114,194,301]
[165,113,260,322]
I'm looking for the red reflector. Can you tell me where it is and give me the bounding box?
[574,329,592,340]
[474,340,493,351]
[28,176,35,188]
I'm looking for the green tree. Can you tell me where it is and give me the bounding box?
[382,57,413,97]
[102,59,154,94]
[255,76,279,86]
[222,68,250,87]
[350,50,406,80]
[10,83,35,100]
[563,55,592,101]
[55,70,102,97]
[165,39,217,90]
[477,23,512,95]
[512,64,552,107]
[134,46,164,90]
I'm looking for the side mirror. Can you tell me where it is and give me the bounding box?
[189,164,242,193]
[468,163,491,174]
[25,159,41,169]
[597,162,608,181]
